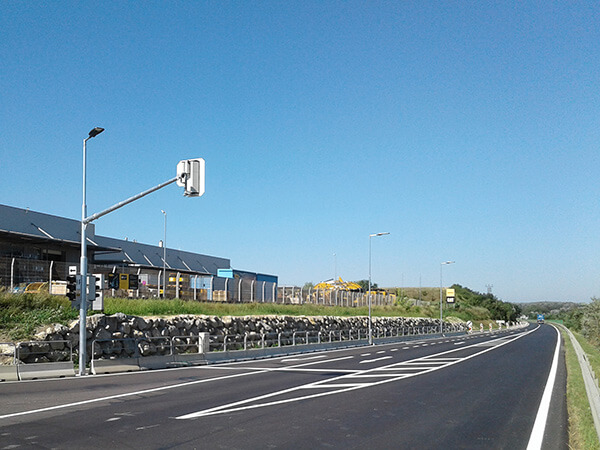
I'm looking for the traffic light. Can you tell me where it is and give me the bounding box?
[90,274,104,311]
[94,275,104,302]
[86,275,95,304]
[176,158,205,197]
[66,275,81,308]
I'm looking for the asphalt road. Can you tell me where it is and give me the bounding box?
[0,323,567,449]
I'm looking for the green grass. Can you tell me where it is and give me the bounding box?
[0,292,78,341]
[0,293,444,342]
[103,297,433,319]
[561,327,600,449]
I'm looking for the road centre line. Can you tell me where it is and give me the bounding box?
[177,330,535,419]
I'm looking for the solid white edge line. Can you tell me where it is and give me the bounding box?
[526,325,561,450]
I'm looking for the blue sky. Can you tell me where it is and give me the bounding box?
[1,1,599,303]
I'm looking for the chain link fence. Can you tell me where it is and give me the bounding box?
[1,256,396,307]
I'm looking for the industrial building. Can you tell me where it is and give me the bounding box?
[0,204,277,301]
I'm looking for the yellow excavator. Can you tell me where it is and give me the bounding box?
[313,277,363,291]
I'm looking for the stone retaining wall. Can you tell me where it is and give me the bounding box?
[16,314,463,363]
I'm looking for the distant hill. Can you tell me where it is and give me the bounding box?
[517,301,585,317]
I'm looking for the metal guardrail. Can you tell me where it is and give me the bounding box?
[557,324,600,441]
[2,323,468,380]
[91,326,455,360]
[0,340,76,380]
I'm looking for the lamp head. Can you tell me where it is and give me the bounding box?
[370,232,390,237]
[88,127,104,138]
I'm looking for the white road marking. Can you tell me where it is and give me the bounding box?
[292,356,354,367]
[136,424,159,431]
[177,330,535,419]
[209,366,358,373]
[359,356,393,364]
[281,355,327,362]
[376,351,386,354]
[0,369,266,421]
[527,325,560,450]
[1,329,533,423]
[0,354,351,421]
[349,374,409,378]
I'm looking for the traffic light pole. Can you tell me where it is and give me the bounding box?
[78,131,202,375]
[78,176,184,375]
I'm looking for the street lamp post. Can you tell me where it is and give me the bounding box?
[439,260,455,335]
[368,232,390,345]
[80,127,104,376]
[161,210,167,298]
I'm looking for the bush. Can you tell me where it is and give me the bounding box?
[582,297,600,347]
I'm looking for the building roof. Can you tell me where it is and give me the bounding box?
[0,203,241,277]
[0,204,110,249]
[93,236,230,275]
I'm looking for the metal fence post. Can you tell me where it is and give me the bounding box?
[10,257,15,292]
[194,275,197,300]
[48,260,54,294]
